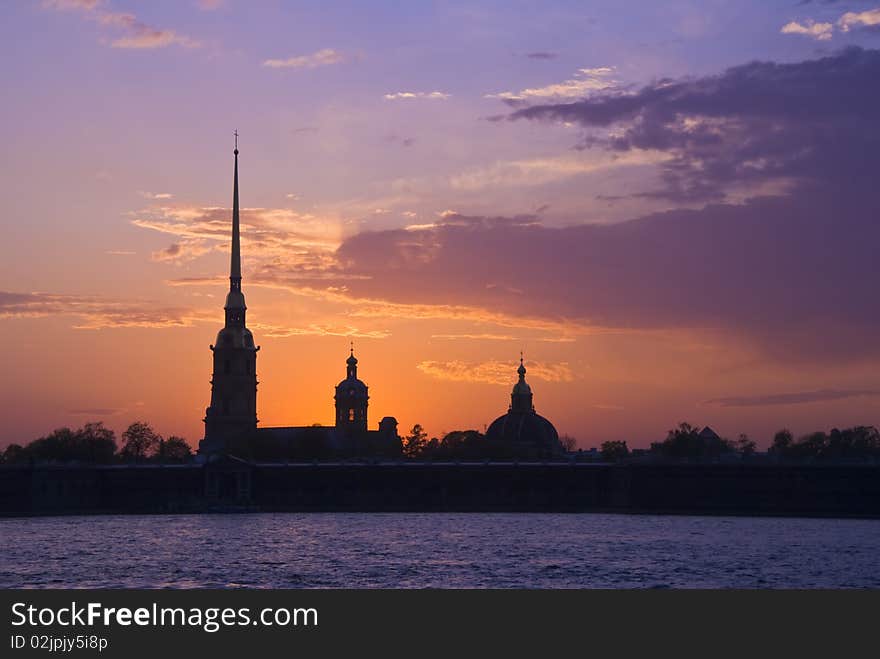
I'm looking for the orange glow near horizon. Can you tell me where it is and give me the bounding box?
[3,283,879,451]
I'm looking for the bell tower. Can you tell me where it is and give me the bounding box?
[334,344,369,437]
[200,134,259,454]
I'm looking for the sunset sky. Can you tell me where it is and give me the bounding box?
[2,0,880,450]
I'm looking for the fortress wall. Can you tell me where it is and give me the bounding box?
[1,462,878,517]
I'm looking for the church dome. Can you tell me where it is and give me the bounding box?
[486,411,559,450]
[484,356,562,457]
[336,376,368,395]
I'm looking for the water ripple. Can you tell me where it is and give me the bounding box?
[1,513,878,588]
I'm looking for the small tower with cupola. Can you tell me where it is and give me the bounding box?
[334,345,369,437]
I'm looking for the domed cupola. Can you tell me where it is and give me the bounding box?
[485,354,562,458]
[335,344,369,436]
[346,350,358,377]
[510,354,534,413]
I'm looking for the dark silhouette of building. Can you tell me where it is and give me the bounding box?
[200,138,259,455]
[198,138,399,458]
[335,345,368,437]
[249,348,401,458]
[485,355,562,458]
[698,426,722,443]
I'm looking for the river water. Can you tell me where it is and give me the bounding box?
[2,513,878,588]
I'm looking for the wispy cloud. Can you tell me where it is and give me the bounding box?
[385,134,416,147]
[131,204,342,271]
[166,277,591,340]
[705,389,880,407]
[263,48,345,69]
[430,333,517,341]
[416,360,574,385]
[111,27,198,50]
[383,91,450,100]
[449,151,668,191]
[486,67,616,101]
[43,0,101,10]
[251,322,390,339]
[0,291,215,329]
[592,403,625,411]
[138,191,173,200]
[525,51,558,60]
[780,19,834,40]
[44,0,200,49]
[781,7,880,40]
[68,407,125,416]
[150,239,214,264]
[839,8,880,32]
[430,333,575,343]
[0,290,373,340]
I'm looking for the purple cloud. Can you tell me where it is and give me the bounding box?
[525,51,558,60]
[505,47,880,201]
[706,389,880,407]
[705,390,880,407]
[331,190,880,363]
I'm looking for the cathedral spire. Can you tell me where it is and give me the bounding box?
[202,132,258,454]
[230,130,241,287]
[224,132,246,323]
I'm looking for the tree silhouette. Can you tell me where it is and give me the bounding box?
[158,436,192,463]
[5,422,117,464]
[771,429,793,455]
[600,440,629,462]
[559,434,578,452]
[120,421,161,462]
[78,421,118,463]
[651,422,733,459]
[402,423,428,457]
[734,433,757,456]
[1,444,25,464]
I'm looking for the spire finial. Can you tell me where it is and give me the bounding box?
[229,133,242,287]
[223,131,246,318]
[517,351,526,379]
[346,341,358,374]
